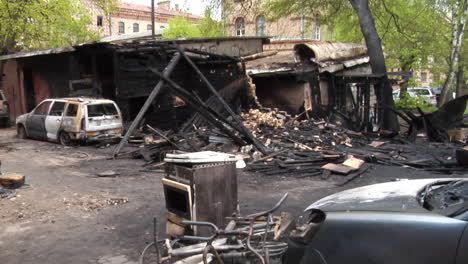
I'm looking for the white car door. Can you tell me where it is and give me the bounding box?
[45,101,66,140]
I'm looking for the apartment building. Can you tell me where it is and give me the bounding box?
[223,0,330,40]
[85,0,200,36]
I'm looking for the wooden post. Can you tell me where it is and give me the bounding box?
[112,52,181,157]
[176,46,270,155]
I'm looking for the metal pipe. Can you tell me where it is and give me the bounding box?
[248,193,289,219]
[151,0,155,39]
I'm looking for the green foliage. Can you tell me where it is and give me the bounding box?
[263,0,456,86]
[198,9,224,37]
[163,9,223,39]
[163,16,202,39]
[394,94,437,112]
[0,0,99,55]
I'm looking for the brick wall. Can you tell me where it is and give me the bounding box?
[223,0,329,40]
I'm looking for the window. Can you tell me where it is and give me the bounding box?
[133,23,139,33]
[118,22,125,34]
[160,26,165,29]
[235,18,245,36]
[66,103,79,117]
[87,104,118,117]
[147,24,152,31]
[256,15,266,36]
[421,72,428,83]
[49,102,66,116]
[97,16,103,27]
[314,24,321,41]
[328,29,336,40]
[33,101,51,115]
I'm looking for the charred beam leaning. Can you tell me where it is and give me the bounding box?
[175,45,270,155]
[113,52,182,158]
[149,69,246,146]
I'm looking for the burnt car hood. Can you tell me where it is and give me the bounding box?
[306,178,459,213]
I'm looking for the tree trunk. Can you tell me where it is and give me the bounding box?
[439,0,468,106]
[349,0,399,132]
[456,64,465,97]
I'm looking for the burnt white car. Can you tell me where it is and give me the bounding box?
[285,179,468,264]
[16,98,123,145]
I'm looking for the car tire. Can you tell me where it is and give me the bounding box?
[17,125,27,139]
[59,132,72,146]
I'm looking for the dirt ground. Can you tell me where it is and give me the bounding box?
[0,127,464,264]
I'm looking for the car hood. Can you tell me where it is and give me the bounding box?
[305,178,459,213]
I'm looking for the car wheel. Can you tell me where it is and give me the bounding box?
[17,125,27,139]
[59,132,72,146]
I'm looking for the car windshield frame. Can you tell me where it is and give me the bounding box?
[86,103,118,117]
[420,180,468,221]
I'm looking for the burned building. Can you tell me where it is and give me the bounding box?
[245,41,392,131]
[0,37,267,131]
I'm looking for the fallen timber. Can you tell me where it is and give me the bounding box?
[127,105,466,187]
[113,46,467,182]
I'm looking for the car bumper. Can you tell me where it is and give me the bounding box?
[86,133,122,142]
[70,128,122,142]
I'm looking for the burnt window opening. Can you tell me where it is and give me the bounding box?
[50,102,66,116]
[256,15,266,37]
[133,23,139,33]
[118,22,125,34]
[87,104,118,117]
[235,18,245,36]
[66,104,79,117]
[147,24,152,31]
[294,44,317,62]
[97,16,103,27]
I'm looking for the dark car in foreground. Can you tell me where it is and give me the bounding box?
[285,179,468,264]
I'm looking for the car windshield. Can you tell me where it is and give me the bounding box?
[87,103,118,117]
[422,180,468,217]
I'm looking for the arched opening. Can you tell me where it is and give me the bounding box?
[235,18,245,36]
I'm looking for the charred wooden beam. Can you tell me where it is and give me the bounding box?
[176,45,270,155]
[149,69,246,146]
[113,52,181,158]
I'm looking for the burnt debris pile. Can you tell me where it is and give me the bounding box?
[111,45,467,181]
[118,105,466,183]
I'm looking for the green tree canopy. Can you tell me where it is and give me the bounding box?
[163,9,223,39]
[0,0,99,55]
[163,16,202,39]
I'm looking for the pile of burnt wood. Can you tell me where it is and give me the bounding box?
[112,45,467,181]
[118,104,466,184]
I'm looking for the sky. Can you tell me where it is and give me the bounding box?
[122,0,208,16]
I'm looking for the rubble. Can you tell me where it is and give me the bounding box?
[62,193,129,212]
[120,104,466,185]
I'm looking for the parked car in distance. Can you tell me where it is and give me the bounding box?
[0,89,10,127]
[392,87,437,106]
[285,179,468,264]
[16,98,123,145]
